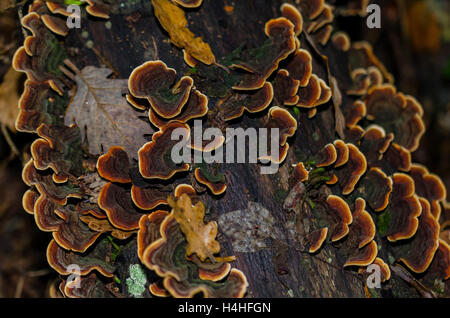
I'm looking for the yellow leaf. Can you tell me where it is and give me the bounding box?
[0,67,21,131]
[168,193,220,262]
[151,0,215,65]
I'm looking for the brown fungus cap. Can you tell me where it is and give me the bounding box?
[273,69,300,106]
[306,4,334,34]
[219,82,274,121]
[137,210,169,261]
[359,125,393,167]
[331,31,351,51]
[296,74,321,108]
[292,162,309,184]
[398,198,440,273]
[364,85,425,152]
[149,89,208,129]
[344,100,366,128]
[357,167,392,212]
[312,24,333,46]
[46,2,71,16]
[41,14,68,36]
[85,0,110,19]
[315,143,337,167]
[129,61,193,119]
[97,146,131,184]
[307,228,328,253]
[47,239,115,277]
[138,121,190,180]
[386,173,421,242]
[98,182,143,230]
[194,168,227,196]
[281,3,303,36]
[326,194,353,242]
[299,0,325,20]
[335,143,367,195]
[22,189,39,215]
[347,68,371,96]
[131,185,169,210]
[231,17,296,90]
[286,49,313,87]
[333,140,349,168]
[410,164,446,219]
[379,142,411,174]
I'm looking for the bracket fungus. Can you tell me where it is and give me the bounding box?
[13,0,450,298]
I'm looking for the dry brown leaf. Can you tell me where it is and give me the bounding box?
[63,63,154,159]
[0,67,20,130]
[168,193,220,262]
[151,0,215,65]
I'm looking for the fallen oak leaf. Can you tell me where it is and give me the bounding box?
[168,193,220,262]
[151,0,215,65]
[62,60,154,159]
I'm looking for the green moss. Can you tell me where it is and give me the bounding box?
[376,210,391,236]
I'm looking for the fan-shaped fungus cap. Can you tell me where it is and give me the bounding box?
[173,0,203,8]
[344,100,366,128]
[315,143,337,167]
[97,146,131,183]
[22,189,39,214]
[231,17,296,90]
[46,2,71,16]
[267,106,298,146]
[307,228,328,253]
[137,210,169,261]
[299,0,325,20]
[332,31,351,51]
[286,49,312,87]
[359,257,391,282]
[364,85,425,152]
[327,195,353,242]
[386,173,421,241]
[410,164,447,219]
[313,24,333,46]
[358,167,392,212]
[131,185,169,210]
[347,68,371,96]
[149,89,208,128]
[312,79,332,106]
[85,0,110,19]
[142,212,248,297]
[379,142,411,175]
[41,14,68,36]
[359,125,393,167]
[306,4,334,34]
[129,61,193,119]
[98,182,143,230]
[292,162,309,184]
[174,184,196,198]
[194,168,226,195]
[349,42,394,83]
[281,3,303,36]
[341,198,377,267]
[47,239,115,277]
[333,140,349,168]
[335,143,367,195]
[398,198,440,273]
[273,70,300,106]
[219,82,274,121]
[296,74,321,108]
[138,121,190,180]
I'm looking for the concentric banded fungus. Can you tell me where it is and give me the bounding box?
[47,239,115,277]
[22,189,39,214]
[131,186,169,210]
[306,228,328,253]
[306,4,334,34]
[286,49,312,87]
[98,182,142,230]
[137,210,169,261]
[363,85,425,152]
[359,125,393,167]
[359,257,391,283]
[85,0,110,19]
[334,143,367,195]
[333,140,349,167]
[149,89,208,128]
[315,143,337,167]
[344,100,366,128]
[97,146,131,183]
[342,198,377,267]
[33,195,101,252]
[424,239,450,282]
[218,82,274,121]
[138,121,190,179]
[292,162,309,184]
[231,17,296,90]
[385,173,421,241]
[410,164,447,219]
[347,68,371,96]
[80,215,136,240]
[273,70,300,106]
[142,196,248,297]
[295,74,321,108]
[398,198,440,273]
[326,195,353,242]
[379,142,412,174]
[61,273,113,298]
[298,0,325,20]
[313,24,333,46]
[357,167,392,212]
[194,168,226,196]
[280,3,303,36]
[12,12,66,94]
[128,61,193,119]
